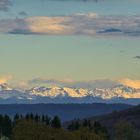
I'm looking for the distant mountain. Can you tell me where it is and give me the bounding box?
[0,83,12,91]
[0,83,34,101]
[0,83,140,104]
[0,103,132,121]
[27,84,140,99]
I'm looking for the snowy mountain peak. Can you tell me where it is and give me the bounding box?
[27,86,88,98]
[0,83,12,91]
[27,85,140,99]
[0,84,140,104]
[92,85,140,99]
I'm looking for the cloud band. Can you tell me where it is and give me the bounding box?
[0,14,140,37]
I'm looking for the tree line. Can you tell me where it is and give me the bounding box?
[0,113,140,140]
[0,113,61,139]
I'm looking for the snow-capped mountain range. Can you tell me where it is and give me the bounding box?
[0,83,140,104]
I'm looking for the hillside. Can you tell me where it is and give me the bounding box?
[89,104,140,129]
[0,103,131,121]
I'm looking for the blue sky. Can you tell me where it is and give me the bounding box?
[1,0,140,17]
[0,0,140,89]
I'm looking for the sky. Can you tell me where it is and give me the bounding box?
[0,0,140,89]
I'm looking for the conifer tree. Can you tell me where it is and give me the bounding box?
[45,115,51,126]
[51,116,61,129]
[34,114,39,123]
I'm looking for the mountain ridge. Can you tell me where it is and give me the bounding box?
[0,83,140,104]
[0,103,132,121]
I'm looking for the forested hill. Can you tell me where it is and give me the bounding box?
[0,103,131,121]
[89,104,140,129]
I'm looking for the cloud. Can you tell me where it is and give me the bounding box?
[0,14,140,37]
[134,56,140,59]
[18,11,28,17]
[3,76,140,90]
[0,0,12,12]
[119,78,140,89]
[11,80,31,90]
[98,28,122,34]
[29,77,119,89]
[0,75,12,84]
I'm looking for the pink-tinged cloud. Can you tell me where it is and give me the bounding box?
[25,16,74,35]
[119,78,140,89]
[0,13,140,37]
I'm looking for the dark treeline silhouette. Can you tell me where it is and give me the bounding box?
[67,119,109,139]
[13,113,61,129]
[0,113,140,140]
[0,115,12,138]
[0,113,61,139]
